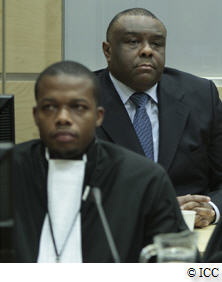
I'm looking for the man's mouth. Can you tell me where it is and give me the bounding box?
[53,131,77,143]
[136,63,155,71]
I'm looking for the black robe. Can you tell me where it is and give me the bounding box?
[12,139,187,262]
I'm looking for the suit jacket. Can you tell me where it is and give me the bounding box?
[95,67,222,213]
[12,139,186,262]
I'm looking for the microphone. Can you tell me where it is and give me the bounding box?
[91,187,121,263]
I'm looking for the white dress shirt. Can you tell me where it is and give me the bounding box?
[37,150,86,262]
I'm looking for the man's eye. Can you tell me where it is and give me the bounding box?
[129,39,139,45]
[71,104,87,111]
[151,41,164,48]
[152,42,160,46]
[42,104,56,111]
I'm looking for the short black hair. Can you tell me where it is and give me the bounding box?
[106,8,160,42]
[34,60,101,105]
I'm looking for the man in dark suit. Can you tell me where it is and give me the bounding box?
[95,8,222,228]
[12,60,186,262]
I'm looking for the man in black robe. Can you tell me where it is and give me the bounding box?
[13,61,187,262]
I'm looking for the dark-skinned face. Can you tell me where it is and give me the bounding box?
[103,15,166,92]
[33,74,104,159]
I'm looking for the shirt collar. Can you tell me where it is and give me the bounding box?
[109,72,158,104]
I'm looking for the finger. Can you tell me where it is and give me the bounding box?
[200,202,214,209]
[195,218,210,228]
[194,214,202,225]
[177,194,210,206]
[194,206,216,225]
[187,194,211,203]
[194,207,215,218]
[181,201,202,210]
[194,214,202,227]
[177,194,192,205]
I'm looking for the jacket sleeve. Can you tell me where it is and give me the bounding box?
[142,169,188,246]
[207,81,222,213]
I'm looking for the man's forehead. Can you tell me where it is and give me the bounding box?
[39,74,93,90]
[37,74,95,101]
[112,15,166,37]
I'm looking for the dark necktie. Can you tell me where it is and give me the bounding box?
[130,92,154,160]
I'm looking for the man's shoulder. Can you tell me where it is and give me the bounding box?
[160,67,217,99]
[13,139,43,160]
[162,67,211,85]
[94,68,107,77]
[94,68,110,84]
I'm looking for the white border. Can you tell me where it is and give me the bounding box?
[1,263,222,282]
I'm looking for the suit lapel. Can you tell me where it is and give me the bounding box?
[158,74,190,171]
[100,70,144,155]
[97,68,190,170]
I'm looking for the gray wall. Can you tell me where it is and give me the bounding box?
[64,0,222,79]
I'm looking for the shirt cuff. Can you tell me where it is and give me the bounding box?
[209,201,220,224]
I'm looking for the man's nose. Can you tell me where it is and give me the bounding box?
[139,42,153,57]
[55,108,72,125]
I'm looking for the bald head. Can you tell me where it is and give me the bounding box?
[106,8,165,42]
[103,9,166,92]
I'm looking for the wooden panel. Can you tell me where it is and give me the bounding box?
[1,81,39,144]
[0,0,62,143]
[5,0,62,73]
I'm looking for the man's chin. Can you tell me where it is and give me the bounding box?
[131,74,158,91]
[48,148,82,160]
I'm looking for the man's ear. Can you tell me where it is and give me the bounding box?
[33,106,39,126]
[102,41,111,63]
[96,106,105,127]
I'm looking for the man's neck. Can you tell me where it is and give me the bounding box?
[46,138,96,160]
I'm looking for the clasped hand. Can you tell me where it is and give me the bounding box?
[177,194,216,228]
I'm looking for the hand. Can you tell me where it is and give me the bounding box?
[177,194,215,228]
[194,202,216,228]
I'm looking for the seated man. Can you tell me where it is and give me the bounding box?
[95,8,222,228]
[13,61,187,263]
